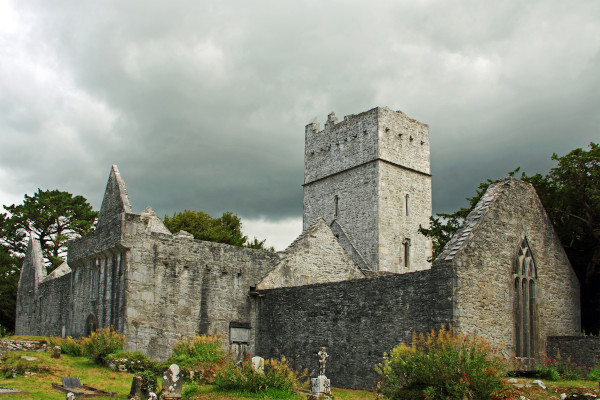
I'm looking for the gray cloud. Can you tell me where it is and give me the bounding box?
[1,0,599,233]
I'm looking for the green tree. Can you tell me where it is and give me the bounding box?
[420,143,599,332]
[0,247,20,331]
[1,189,98,269]
[163,210,273,251]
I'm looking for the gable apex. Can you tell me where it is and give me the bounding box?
[97,165,132,229]
[18,236,46,293]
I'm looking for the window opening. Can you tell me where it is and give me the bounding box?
[403,238,411,269]
[513,237,537,358]
[334,195,339,219]
[405,194,409,216]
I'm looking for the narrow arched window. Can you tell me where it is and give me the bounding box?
[513,238,537,358]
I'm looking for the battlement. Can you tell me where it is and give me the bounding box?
[304,107,430,185]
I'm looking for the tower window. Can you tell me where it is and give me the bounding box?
[405,194,409,216]
[334,195,339,219]
[403,238,411,269]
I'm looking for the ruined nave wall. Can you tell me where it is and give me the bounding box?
[121,213,280,361]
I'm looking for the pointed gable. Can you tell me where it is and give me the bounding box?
[256,218,365,290]
[18,236,46,294]
[97,165,132,230]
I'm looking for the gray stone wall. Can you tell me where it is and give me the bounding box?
[303,107,432,272]
[378,162,432,272]
[443,179,580,357]
[303,163,379,269]
[36,273,72,337]
[547,336,600,368]
[255,265,454,390]
[121,213,280,361]
[256,219,364,290]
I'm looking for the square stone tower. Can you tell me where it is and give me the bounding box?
[303,107,432,272]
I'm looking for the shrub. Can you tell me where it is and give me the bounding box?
[587,366,600,381]
[533,352,586,381]
[172,334,224,362]
[214,355,306,393]
[48,336,83,356]
[81,327,125,364]
[376,326,507,400]
[167,335,225,384]
[105,350,153,373]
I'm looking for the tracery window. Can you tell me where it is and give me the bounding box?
[513,238,537,358]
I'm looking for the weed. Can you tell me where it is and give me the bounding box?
[81,326,125,364]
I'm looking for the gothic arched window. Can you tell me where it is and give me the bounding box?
[513,238,537,358]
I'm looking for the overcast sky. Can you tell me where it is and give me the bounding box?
[1,0,598,250]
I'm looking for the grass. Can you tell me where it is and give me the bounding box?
[0,351,134,399]
[0,351,597,400]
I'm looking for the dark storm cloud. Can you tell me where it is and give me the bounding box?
[1,0,599,231]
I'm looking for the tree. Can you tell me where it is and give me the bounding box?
[163,210,273,251]
[1,189,98,269]
[0,247,20,331]
[420,143,600,333]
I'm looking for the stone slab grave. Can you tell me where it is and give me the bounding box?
[52,376,117,398]
[162,364,182,399]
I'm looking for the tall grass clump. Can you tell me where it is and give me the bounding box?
[533,351,586,381]
[214,355,306,394]
[81,327,125,364]
[376,326,507,400]
[48,336,83,356]
[167,335,225,383]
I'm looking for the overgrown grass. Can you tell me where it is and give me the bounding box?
[167,334,225,384]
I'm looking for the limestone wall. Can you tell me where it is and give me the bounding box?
[303,163,379,269]
[121,213,280,360]
[547,336,600,368]
[255,265,454,389]
[443,179,580,357]
[378,162,432,272]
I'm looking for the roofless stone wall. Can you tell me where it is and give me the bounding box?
[122,213,280,361]
[255,264,454,390]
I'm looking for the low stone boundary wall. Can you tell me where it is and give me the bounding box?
[0,339,48,354]
[547,336,600,368]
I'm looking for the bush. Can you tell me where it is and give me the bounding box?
[533,352,586,381]
[587,366,600,381]
[81,327,125,364]
[48,336,83,356]
[214,355,306,393]
[105,350,153,373]
[167,335,225,384]
[172,334,224,362]
[376,326,507,400]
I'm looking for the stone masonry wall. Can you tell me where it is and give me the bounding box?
[122,213,280,361]
[36,273,72,337]
[257,219,364,290]
[378,162,432,272]
[303,163,378,269]
[255,264,454,389]
[547,336,600,368]
[446,179,580,357]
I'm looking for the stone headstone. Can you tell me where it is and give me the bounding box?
[251,356,264,373]
[161,364,182,399]
[66,393,75,400]
[129,376,144,400]
[20,355,38,361]
[51,346,61,359]
[61,377,82,388]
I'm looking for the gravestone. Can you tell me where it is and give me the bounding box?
[308,347,333,400]
[51,346,61,359]
[61,377,82,388]
[251,356,264,373]
[129,376,144,400]
[161,364,182,399]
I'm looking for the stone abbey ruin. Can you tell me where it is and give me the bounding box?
[16,107,581,388]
